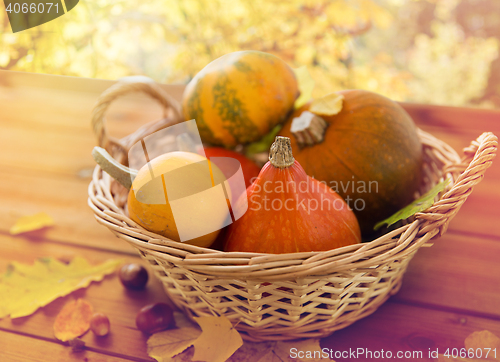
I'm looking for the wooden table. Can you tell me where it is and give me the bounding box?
[0,70,499,362]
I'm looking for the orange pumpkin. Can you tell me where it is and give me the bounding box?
[128,152,230,248]
[224,137,361,253]
[203,147,260,188]
[279,90,423,237]
[182,51,299,147]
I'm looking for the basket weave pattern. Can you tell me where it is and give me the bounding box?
[88,81,498,341]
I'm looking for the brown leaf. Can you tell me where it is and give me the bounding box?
[53,299,94,342]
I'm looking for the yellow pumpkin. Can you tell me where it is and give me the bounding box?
[127,152,231,248]
[182,50,299,147]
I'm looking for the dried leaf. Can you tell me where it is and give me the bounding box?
[192,316,243,362]
[374,178,450,230]
[53,299,94,342]
[229,339,325,362]
[310,93,344,116]
[227,341,275,362]
[148,315,325,362]
[148,315,242,362]
[10,212,54,235]
[173,311,196,329]
[0,257,121,318]
[147,327,202,362]
[293,66,315,109]
[465,330,500,361]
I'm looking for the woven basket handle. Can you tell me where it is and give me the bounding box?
[91,76,183,159]
[417,132,498,236]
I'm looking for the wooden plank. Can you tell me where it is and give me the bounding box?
[0,169,137,254]
[394,232,500,318]
[322,301,500,362]
[0,234,171,361]
[0,330,142,362]
[402,102,500,137]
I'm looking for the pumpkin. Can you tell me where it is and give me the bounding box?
[279,90,423,237]
[224,137,361,253]
[203,147,261,188]
[127,152,230,248]
[182,50,299,148]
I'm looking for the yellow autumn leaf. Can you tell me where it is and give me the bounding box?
[0,257,121,319]
[53,299,94,342]
[324,1,359,29]
[293,66,315,109]
[10,212,54,235]
[309,93,344,116]
[147,326,202,362]
[192,316,243,362]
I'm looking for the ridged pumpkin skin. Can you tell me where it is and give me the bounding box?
[279,90,423,236]
[127,152,230,248]
[182,51,299,147]
[224,138,361,254]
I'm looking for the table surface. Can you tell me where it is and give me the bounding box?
[0,70,499,362]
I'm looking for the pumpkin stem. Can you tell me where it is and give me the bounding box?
[92,147,137,190]
[291,111,328,146]
[269,136,295,168]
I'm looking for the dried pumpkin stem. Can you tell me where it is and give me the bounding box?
[269,136,295,168]
[291,111,328,146]
[92,147,137,190]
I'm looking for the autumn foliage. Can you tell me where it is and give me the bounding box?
[1,0,499,108]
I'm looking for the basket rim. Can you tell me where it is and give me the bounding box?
[88,127,498,280]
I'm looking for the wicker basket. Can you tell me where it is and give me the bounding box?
[88,80,498,342]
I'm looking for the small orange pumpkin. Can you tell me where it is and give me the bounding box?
[128,152,230,248]
[224,137,361,254]
[182,51,299,147]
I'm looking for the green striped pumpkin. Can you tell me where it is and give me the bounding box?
[182,51,299,148]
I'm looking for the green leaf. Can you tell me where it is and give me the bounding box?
[245,124,282,156]
[374,179,451,231]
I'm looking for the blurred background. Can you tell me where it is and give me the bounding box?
[1,0,499,108]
